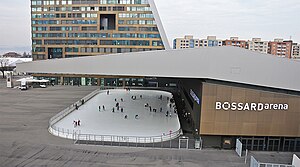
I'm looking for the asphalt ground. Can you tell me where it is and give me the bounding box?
[0,78,298,167]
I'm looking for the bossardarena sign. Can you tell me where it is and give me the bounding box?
[215,102,289,111]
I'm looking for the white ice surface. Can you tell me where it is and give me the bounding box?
[53,89,181,140]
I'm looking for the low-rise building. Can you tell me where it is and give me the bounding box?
[223,37,246,48]
[292,43,300,59]
[268,39,293,58]
[173,35,222,49]
[247,38,268,54]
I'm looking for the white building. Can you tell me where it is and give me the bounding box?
[292,43,300,59]
[247,38,268,54]
[173,35,222,49]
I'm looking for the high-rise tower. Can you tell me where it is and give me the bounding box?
[31,0,170,60]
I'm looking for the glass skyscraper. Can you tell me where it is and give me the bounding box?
[31,0,169,60]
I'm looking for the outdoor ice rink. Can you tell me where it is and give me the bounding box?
[53,89,181,142]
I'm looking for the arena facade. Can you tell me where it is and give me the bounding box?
[17,47,300,151]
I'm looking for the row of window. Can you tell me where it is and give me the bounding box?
[32,6,126,12]
[119,13,153,18]
[99,40,162,46]
[32,20,98,25]
[32,13,98,18]
[34,39,162,46]
[32,26,159,32]
[32,47,161,54]
[32,6,149,13]
[33,33,160,39]
[118,20,156,25]
[41,0,149,5]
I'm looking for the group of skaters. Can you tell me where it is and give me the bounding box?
[98,91,142,120]
[144,94,177,118]
[73,119,81,127]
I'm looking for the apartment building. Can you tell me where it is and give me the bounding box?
[31,0,169,61]
[223,37,246,48]
[247,38,268,54]
[268,39,293,58]
[292,43,300,59]
[173,35,222,49]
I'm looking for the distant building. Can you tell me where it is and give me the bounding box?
[198,36,223,47]
[173,35,194,49]
[223,37,246,48]
[173,35,222,49]
[247,38,268,54]
[291,43,300,59]
[268,39,293,58]
[2,52,22,58]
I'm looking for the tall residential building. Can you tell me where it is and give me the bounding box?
[223,37,246,48]
[268,39,293,58]
[173,35,222,49]
[31,0,170,61]
[292,43,300,59]
[247,38,268,54]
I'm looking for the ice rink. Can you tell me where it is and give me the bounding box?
[52,89,181,143]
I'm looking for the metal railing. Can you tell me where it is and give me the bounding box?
[75,129,182,144]
[48,89,99,138]
[250,156,295,167]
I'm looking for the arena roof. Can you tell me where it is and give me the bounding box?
[17,47,300,92]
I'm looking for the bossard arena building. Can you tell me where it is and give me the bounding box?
[17,46,300,151]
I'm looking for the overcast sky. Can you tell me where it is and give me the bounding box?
[0,0,299,54]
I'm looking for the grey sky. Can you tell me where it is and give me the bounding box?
[0,0,299,54]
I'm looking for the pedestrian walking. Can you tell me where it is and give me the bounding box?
[107,90,109,95]
[121,108,124,112]
[160,107,162,112]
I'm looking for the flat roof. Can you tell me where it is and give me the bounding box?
[17,47,300,92]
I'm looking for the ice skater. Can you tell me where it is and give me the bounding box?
[140,95,142,99]
[121,108,124,112]
[107,90,109,95]
[144,103,149,107]
[117,106,120,111]
[115,98,117,102]
[124,115,128,119]
[112,107,115,112]
[102,105,105,111]
[98,106,101,111]
[135,114,139,119]
[73,120,77,127]
[78,120,81,126]
[121,98,123,102]
[149,106,152,112]
[166,111,169,117]
[160,107,162,112]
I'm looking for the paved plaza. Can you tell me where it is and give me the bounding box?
[0,78,299,167]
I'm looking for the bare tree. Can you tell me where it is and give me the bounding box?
[0,58,9,78]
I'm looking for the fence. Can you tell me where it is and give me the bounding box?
[250,156,295,167]
[48,89,100,138]
[75,129,182,143]
[75,134,201,150]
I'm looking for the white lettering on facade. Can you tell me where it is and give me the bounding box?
[215,102,289,111]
